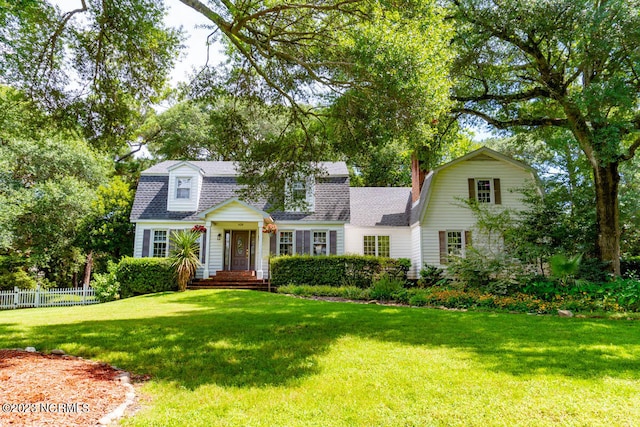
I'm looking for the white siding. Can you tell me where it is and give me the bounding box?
[344,225,411,259]
[167,165,203,212]
[410,224,422,280]
[207,202,265,222]
[275,222,345,255]
[420,158,533,267]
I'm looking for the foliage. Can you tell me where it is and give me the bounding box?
[417,264,448,288]
[78,176,135,271]
[270,255,410,288]
[0,269,37,291]
[622,257,640,278]
[169,230,201,292]
[90,262,120,302]
[450,0,640,274]
[180,0,454,208]
[115,257,176,299]
[369,274,407,301]
[0,0,182,153]
[549,253,583,287]
[0,136,109,285]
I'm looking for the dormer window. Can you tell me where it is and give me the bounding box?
[176,177,191,199]
[286,177,315,212]
[292,181,306,201]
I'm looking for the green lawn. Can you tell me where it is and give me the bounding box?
[1,290,640,426]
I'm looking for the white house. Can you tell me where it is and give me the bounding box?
[130,147,536,280]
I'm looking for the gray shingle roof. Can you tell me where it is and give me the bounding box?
[349,187,411,227]
[131,164,350,222]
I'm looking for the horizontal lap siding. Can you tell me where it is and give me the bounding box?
[344,225,411,259]
[421,159,533,267]
[167,165,202,212]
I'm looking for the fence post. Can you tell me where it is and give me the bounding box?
[13,286,19,309]
[35,284,40,308]
[82,286,87,305]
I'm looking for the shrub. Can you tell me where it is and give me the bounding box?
[370,274,406,301]
[409,292,429,306]
[417,264,447,287]
[115,257,176,298]
[270,255,410,288]
[0,269,37,290]
[90,261,120,302]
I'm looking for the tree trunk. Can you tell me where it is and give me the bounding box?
[83,250,94,288]
[593,162,621,276]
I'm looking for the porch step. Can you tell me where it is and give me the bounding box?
[188,270,274,291]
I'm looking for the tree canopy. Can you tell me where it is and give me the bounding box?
[450,0,640,274]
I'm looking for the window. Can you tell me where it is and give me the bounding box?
[446,231,463,257]
[153,230,168,257]
[292,181,306,201]
[313,231,327,256]
[476,179,492,203]
[363,235,390,257]
[279,231,294,255]
[176,177,191,199]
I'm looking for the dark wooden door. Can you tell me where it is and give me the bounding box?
[231,231,249,270]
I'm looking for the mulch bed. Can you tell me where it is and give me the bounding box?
[0,349,136,427]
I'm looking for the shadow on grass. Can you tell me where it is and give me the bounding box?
[1,291,639,389]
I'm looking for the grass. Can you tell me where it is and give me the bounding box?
[1,290,640,426]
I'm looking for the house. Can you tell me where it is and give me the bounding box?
[130,147,537,279]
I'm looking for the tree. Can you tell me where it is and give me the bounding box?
[0,136,110,285]
[0,0,181,154]
[450,0,640,275]
[180,0,453,205]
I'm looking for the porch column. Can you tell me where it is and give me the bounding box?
[203,220,212,277]
[257,220,264,279]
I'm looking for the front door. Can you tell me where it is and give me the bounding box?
[231,231,250,270]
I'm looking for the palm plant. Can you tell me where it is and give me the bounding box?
[549,253,583,287]
[169,230,201,292]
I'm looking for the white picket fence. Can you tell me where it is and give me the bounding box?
[0,286,99,310]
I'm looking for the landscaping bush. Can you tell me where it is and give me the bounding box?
[115,257,176,298]
[90,261,120,302]
[417,264,448,288]
[0,269,37,290]
[270,255,410,288]
[370,274,406,301]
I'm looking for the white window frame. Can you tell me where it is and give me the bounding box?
[475,178,492,204]
[363,235,390,257]
[153,230,168,258]
[285,176,316,213]
[446,230,465,258]
[312,230,327,256]
[176,177,192,200]
[278,230,295,256]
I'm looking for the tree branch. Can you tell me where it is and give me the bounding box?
[453,86,550,103]
[453,107,568,129]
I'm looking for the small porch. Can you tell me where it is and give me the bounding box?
[197,198,275,280]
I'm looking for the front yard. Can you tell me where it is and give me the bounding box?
[1,290,639,426]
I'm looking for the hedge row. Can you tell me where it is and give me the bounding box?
[270,255,410,288]
[114,257,176,298]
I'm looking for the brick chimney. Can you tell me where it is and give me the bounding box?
[411,153,427,203]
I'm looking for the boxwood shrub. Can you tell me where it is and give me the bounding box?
[270,255,410,288]
[115,257,176,298]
